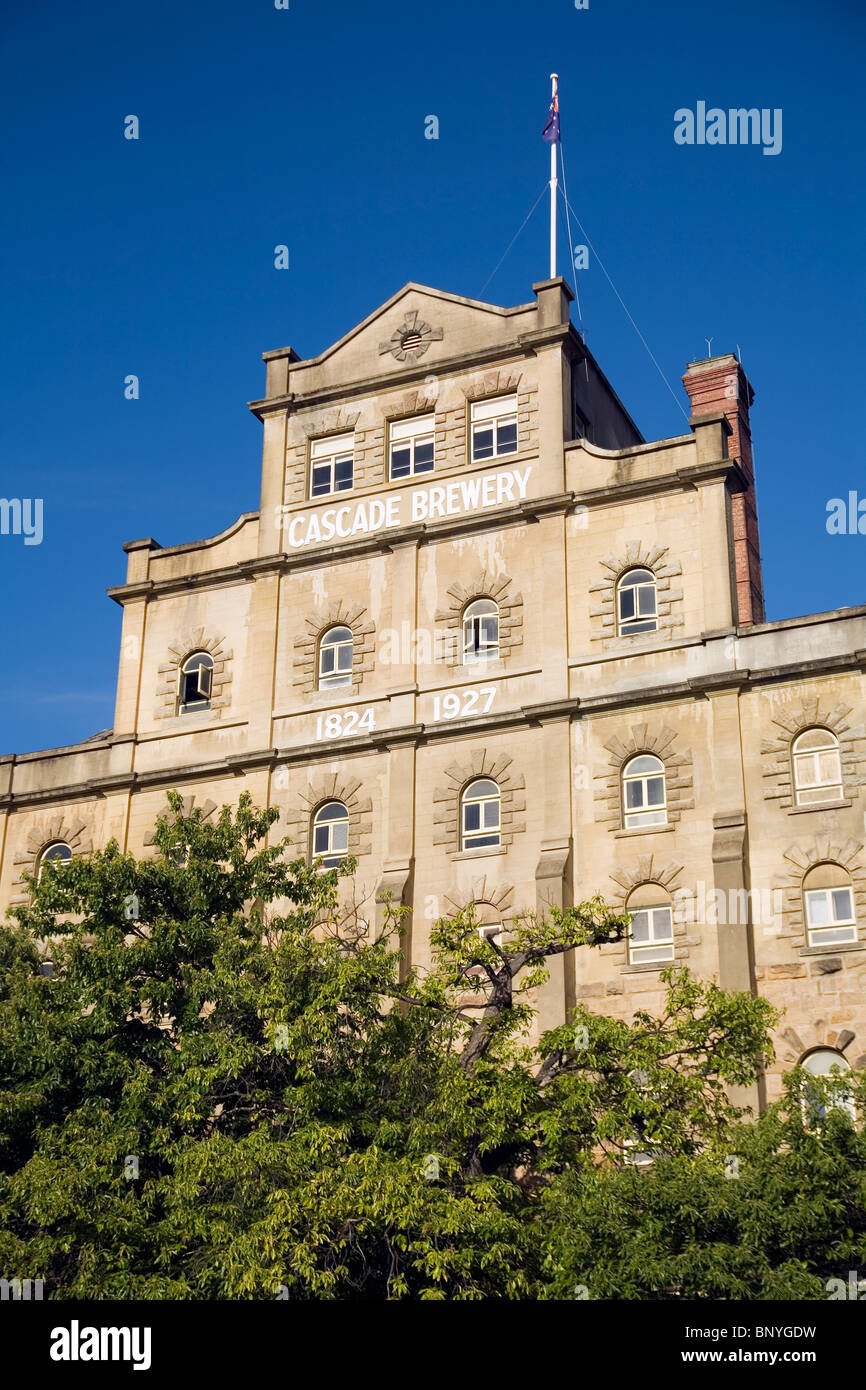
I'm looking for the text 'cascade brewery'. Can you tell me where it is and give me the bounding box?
[279,466,533,548]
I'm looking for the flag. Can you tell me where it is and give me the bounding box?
[542,91,560,143]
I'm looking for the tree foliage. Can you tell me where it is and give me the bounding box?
[0,792,861,1300]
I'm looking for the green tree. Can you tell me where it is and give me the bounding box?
[0,793,781,1298]
[541,1072,866,1300]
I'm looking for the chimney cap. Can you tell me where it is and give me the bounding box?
[684,351,741,372]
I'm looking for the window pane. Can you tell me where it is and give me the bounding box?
[337,644,353,671]
[496,419,517,453]
[320,647,335,674]
[796,755,818,787]
[470,779,498,796]
[481,616,498,644]
[806,891,829,925]
[334,457,353,489]
[619,589,636,620]
[472,425,494,460]
[391,446,411,478]
[817,751,841,783]
[630,911,649,941]
[831,888,853,921]
[483,801,500,829]
[638,586,657,616]
[332,821,349,852]
[647,777,665,807]
[312,464,331,496]
[464,804,481,831]
[415,440,434,470]
[626,781,644,809]
[313,826,328,853]
[651,907,673,941]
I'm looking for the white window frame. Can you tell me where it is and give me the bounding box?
[617,568,658,636]
[318,625,354,690]
[793,729,843,806]
[462,598,499,664]
[37,841,72,879]
[310,433,354,498]
[311,801,349,868]
[389,414,435,480]
[622,755,667,829]
[800,1048,856,1126]
[461,778,501,851]
[628,903,674,965]
[178,651,213,714]
[470,395,518,463]
[804,884,857,947]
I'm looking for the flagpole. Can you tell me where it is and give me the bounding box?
[549,73,558,279]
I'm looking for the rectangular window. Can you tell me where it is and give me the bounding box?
[470,396,518,462]
[310,433,354,498]
[628,905,674,965]
[389,414,435,480]
[805,887,857,947]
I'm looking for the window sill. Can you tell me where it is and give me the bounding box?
[788,799,852,815]
[799,941,864,956]
[620,960,674,974]
[613,823,675,839]
[453,845,507,861]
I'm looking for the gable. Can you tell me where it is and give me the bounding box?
[287,284,537,396]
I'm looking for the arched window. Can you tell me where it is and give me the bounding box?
[626,884,674,966]
[311,801,349,868]
[461,778,500,851]
[617,568,658,636]
[318,626,353,689]
[178,651,213,713]
[793,728,843,805]
[622,754,667,829]
[803,863,857,947]
[466,904,503,979]
[37,841,72,879]
[799,1048,855,1125]
[462,598,499,664]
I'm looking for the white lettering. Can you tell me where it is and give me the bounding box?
[428,486,446,518]
[284,466,534,550]
[514,466,531,498]
[460,477,481,508]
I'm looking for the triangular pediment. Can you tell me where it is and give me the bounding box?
[290,283,537,391]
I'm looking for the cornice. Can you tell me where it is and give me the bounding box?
[106,494,574,602]
[3,645,864,811]
[248,330,572,419]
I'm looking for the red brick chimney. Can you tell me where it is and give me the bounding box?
[682,353,764,626]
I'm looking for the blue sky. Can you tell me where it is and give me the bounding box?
[1,0,864,754]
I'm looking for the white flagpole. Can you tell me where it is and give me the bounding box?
[549,73,558,279]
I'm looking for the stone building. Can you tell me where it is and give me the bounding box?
[2,276,864,1109]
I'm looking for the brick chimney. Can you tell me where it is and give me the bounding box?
[682,353,764,626]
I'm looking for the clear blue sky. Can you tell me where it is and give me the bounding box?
[1,0,864,754]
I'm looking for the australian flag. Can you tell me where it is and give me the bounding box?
[542,91,560,143]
